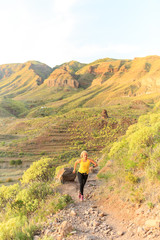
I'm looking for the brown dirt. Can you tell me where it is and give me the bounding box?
[55,170,143,240]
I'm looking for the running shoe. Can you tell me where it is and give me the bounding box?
[81,195,84,201]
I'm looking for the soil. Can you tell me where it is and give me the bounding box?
[38,167,160,240]
[43,170,147,240]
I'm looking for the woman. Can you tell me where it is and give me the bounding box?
[73,150,98,201]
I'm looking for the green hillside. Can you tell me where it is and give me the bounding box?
[0,61,52,98]
[1,56,160,105]
[98,100,160,204]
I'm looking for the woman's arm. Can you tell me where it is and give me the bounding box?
[89,159,98,167]
[73,159,80,173]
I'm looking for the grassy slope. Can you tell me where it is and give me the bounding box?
[0,61,52,98]
[98,100,160,205]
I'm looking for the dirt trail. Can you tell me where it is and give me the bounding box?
[50,170,144,240]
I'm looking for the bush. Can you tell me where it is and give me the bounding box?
[9,160,22,166]
[16,159,22,165]
[125,172,140,184]
[21,157,55,184]
[12,182,53,214]
[25,182,52,201]
[15,189,38,213]
[0,184,20,209]
[10,160,16,165]
[0,216,39,240]
[109,110,160,171]
[144,62,151,72]
[9,182,52,216]
[105,104,160,193]
[52,194,73,211]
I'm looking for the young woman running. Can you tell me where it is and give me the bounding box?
[73,151,98,201]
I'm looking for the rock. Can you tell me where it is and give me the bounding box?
[70,209,77,216]
[84,222,89,227]
[105,228,111,234]
[59,221,73,237]
[117,230,125,236]
[55,167,76,183]
[92,220,100,228]
[145,219,160,229]
[101,109,109,119]
[70,230,77,234]
[84,235,97,240]
[33,236,40,240]
[92,205,97,208]
[84,210,89,215]
[98,212,106,217]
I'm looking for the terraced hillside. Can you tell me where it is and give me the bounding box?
[0,118,75,184]
[0,106,138,185]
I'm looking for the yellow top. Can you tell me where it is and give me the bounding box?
[78,159,90,174]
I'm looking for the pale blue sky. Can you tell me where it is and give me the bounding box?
[0,0,160,67]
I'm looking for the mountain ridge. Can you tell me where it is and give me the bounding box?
[0,56,160,107]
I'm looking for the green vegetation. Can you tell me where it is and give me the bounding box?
[21,157,55,184]
[52,194,73,211]
[9,160,22,166]
[99,101,160,203]
[145,62,151,72]
[0,98,28,117]
[0,157,73,240]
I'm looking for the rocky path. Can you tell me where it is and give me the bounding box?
[37,171,160,240]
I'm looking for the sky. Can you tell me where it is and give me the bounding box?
[0,0,160,67]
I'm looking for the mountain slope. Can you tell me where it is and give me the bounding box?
[0,61,52,98]
[0,56,160,109]
[44,60,86,88]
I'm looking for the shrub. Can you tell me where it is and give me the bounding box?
[19,152,24,156]
[16,159,22,165]
[145,146,160,181]
[21,157,55,184]
[9,160,22,166]
[1,141,5,146]
[147,202,154,209]
[144,62,151,72]
[0,216,39,240]
[0,184,20,209]
[52,194,73,211]
[125,172,140,184]
[26,182,53,200]
[130,188,145,203]
[11,182,52,215]
[15,188,39,213]
[106,105,160,196]
[9,160,16,165]
[127,126,155,153]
